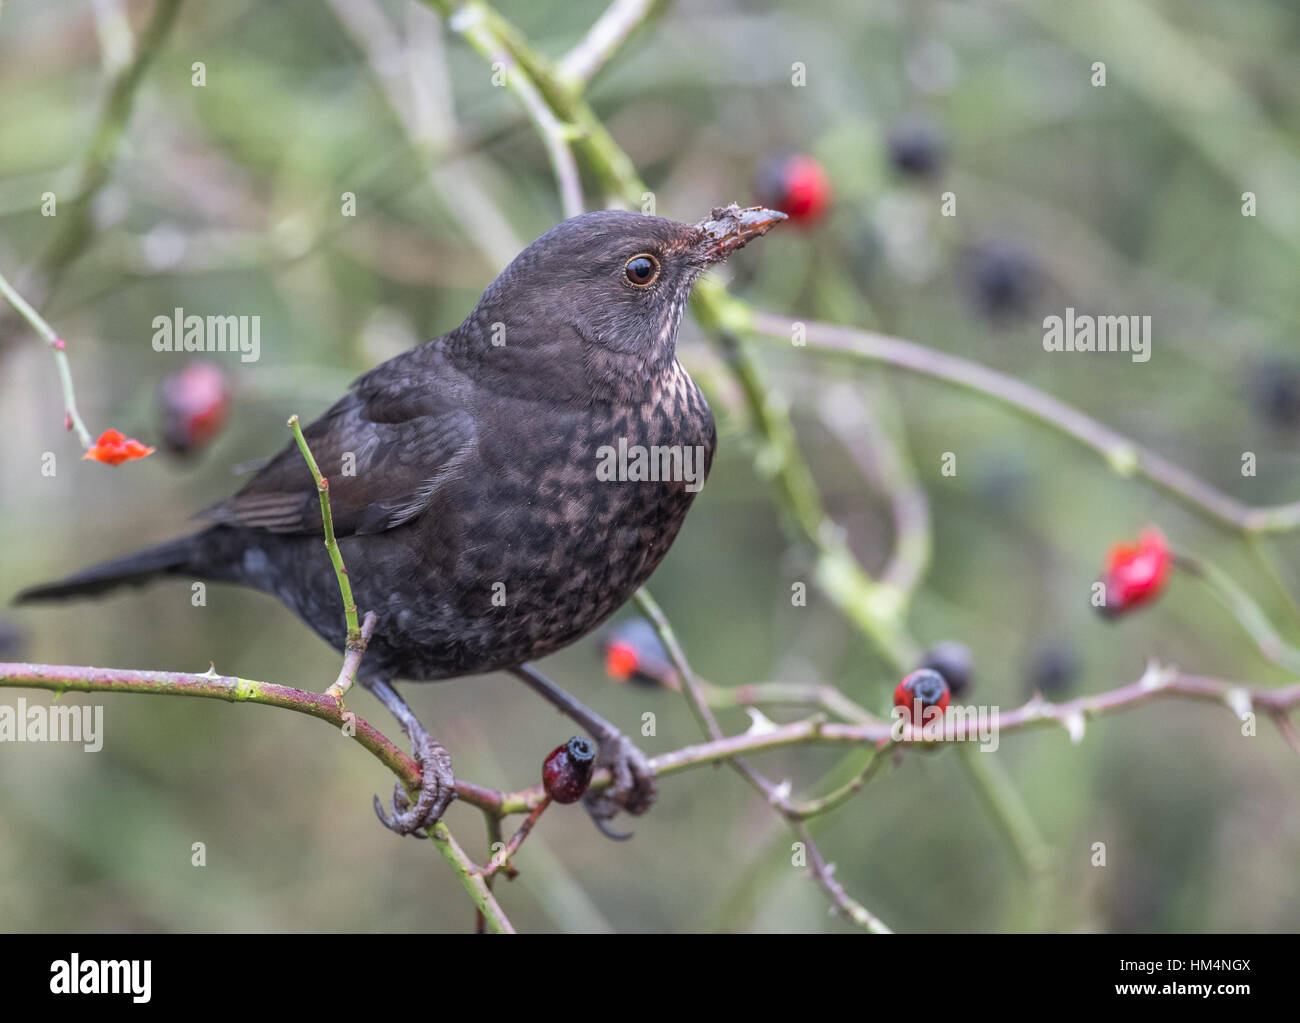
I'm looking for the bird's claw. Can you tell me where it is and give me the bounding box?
[582,729,656,840]
[372,730,456,837]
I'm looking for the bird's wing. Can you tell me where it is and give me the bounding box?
[198,350,476,537]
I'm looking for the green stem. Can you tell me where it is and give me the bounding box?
[1177,552,1300,676]
[429,823,516,933]
[426,0,642,204]
[956,747,1051,882]
[288,415,362,648]
[1246,535,1300,631]
[700,679,874,725]
[784,747,886,820]
[633,588,724,741]
[702,320,920,670]
[0,267,94,448]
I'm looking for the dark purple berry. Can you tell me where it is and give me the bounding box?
[886,117,947,179]
[920,641,972,696]
[1025,642,1081,696]
[0,618,26,660]
[965,239,1038,320]
[1246,357,1300,429]
[542,736,596,804]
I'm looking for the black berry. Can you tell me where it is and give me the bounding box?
[965,239,1038,320]
[1246,357,1300,429]
[1025,642,1081,697]
[886,117,947,179]
[920,641,972,696]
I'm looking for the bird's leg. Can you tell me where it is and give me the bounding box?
[510,664,656,839]
[363,677,456,837]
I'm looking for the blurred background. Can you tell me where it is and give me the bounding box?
[2,0,1299,933]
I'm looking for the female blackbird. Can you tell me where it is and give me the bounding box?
[17,205,786,837]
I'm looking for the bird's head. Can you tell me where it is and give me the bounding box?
[464,205,785,399]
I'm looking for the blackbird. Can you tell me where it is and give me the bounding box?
[16,204,786,837]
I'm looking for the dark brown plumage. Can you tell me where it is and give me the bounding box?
[16,204,785,835]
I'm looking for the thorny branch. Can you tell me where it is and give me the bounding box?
[1,660,1294,848]
[7,0,1300,933]
[741,310,1300,535]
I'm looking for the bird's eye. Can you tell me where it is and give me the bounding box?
[623,253,661,288]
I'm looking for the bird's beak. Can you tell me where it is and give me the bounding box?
[693,204,787,263]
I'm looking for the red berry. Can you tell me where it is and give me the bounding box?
[893,668,950,725]
[1098,527,1171,617]
[753,153,832,225]
[542,736,596,804]
[600,620,679,689]
[604,640,640,681]
[158,362,231,456]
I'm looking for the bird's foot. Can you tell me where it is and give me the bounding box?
[582,728,657,840]
[373,728,456,838]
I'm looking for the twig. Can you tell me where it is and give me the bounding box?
[91,0,135,75]
[477,812,510,932]
[634,588,893,925]
[286,412,505,930]
[421,0,643,206]
[428,822,516,933]
[444,5,584,217]
[329,0,525,269]
[794,822,893,933]
[1246,535,1300,631]
[780,747,887,821]
[1175,552,1300,676]
[692,321,921,669]
[634,589,725,741]
[701,678,874,725]
[956,747,1050,880]
[744,310,1300,536]
[482,665,1300,812]
[288,415,362,648]
[0,661,424,788]
[557,0,664,88]
[819,383,932,598]
[7,662,1294,780]
[327,611,378,702]
[483,797,551,879]
[1272,712,1300,759]
[0,268,93,448]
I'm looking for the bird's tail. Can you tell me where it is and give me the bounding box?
[13,535,203,604]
